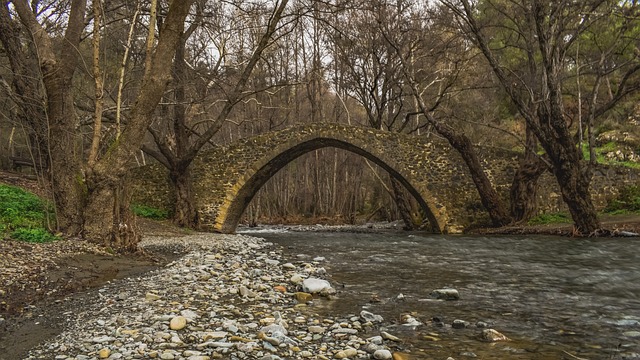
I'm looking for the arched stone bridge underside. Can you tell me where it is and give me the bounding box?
[185,123,503,233]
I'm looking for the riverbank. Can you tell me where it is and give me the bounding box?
[2,232,422,360]
[1,219,639,359]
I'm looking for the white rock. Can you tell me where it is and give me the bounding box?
[481,329,510,342]
[360,310,384,323]
[301,278,334,294]
[431,288,460,300]
[373,349,393,360]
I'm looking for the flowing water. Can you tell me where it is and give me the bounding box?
[248,229,640,359]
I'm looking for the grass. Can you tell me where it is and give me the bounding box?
[0,184,59,243]
[581,142,640,169]
[604,185,640,214]
[132,204,169,220]
[528,212,571,225]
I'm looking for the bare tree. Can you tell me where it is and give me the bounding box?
[443,0,640,234]
[142,0,291,227]
[2,0,195,250]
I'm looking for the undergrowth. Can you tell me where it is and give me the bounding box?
[581,143,640,169]
[604,185,640,214]
[0,184,59,243]
[528,212,571,225]
[132,204,169,220]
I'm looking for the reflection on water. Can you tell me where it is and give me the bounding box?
[257,231,640,359]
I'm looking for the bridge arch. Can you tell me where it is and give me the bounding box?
[216,137,442,233]
[191,124,455,233]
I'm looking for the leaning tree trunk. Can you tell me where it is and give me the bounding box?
[432,121,512,227]
[551,153,600,234]
[390,177,416,230]
[170,166,199,228]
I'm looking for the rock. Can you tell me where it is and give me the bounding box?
[180,309,199,320]
[431,288,460,300]
[301,278,334,294]
[374,349,393,360]
[92,335,116,343]
[400,315,422,328]
[335,348,358,358]
[360,310,384,323]
[146,292,162,301]
[452,319,468,329]
[203,331,228,341]
[98,348,110,359]
[290,274,305,284]
[273,285,287,293]
[381,331,401,342]
[367,335,383,345]
[169,316,187,330]
[282,263,296,270]
[623,331,640,338]
[308,325,325,334]
[480,329,510,342]
[295,292,313,303]
[160,352,175,360]
[392,353,411,360]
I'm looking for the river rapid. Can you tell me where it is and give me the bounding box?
[249,229,640,359]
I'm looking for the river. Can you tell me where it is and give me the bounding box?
[243,228,640,359]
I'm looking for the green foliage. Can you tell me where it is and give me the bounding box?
[0,184,58,242]
[528,212,571,225]
[11,228,59,243]
[132,204,169,220]
[581,143,640,169]
[604,186,640,214]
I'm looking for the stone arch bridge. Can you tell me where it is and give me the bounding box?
[134,123,520,233]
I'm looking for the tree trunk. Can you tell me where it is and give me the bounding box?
[83,172,139,252]
[45,68,85,235]
[549,146,600,234]
[170,166,199,228]
[390,177,415,230]
[510,127,547,222]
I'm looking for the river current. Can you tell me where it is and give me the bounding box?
[244,229,640,359]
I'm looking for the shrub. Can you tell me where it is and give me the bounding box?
[604,186,640,214]
[11,227,59,243]
[132,204,169,219]
[528,212,570,225]
[0,184,58,242]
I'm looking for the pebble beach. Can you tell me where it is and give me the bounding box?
[23,233,417,360]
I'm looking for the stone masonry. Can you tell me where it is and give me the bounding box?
[131,123,639,233]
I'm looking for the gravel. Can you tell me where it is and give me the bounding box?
[23,233,408,360]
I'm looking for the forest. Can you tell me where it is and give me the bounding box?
[1,0,639,251]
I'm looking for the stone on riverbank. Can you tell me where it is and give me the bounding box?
[480,328,510,342]
[301,277,335,294]
[431,288,460,300]
[169,316,187,330]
